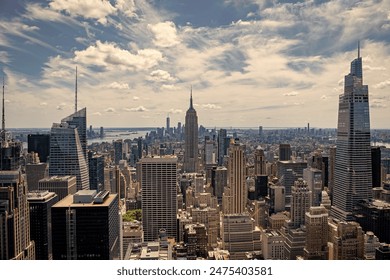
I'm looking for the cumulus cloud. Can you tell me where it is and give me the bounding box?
[124,106,148,112]
[92,112,102,116]
[49,0,116,25]
[363,65,386,71]
[168,108,183,114]
[105,107,116,112]
[74,41,163,71]
[148,70,176,82]
[106,81,130,90]
[283,91,299,96]
[373,80,390,89]
[40,102,48,106]
[160,84,181,91]
[148,21,180,47]
[133,96,139,100]
[56,103,66,110]
[115,0,136,18]
[200,104,222,110]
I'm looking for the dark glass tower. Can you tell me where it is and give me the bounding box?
[331,45,372,221]
[183,89,198,173]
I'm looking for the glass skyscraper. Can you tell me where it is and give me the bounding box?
[331,46,372,221]
[49,108,89,191]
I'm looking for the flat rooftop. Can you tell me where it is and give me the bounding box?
[53,193,117,208]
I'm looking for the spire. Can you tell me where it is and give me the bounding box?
[2,76,5,141]
[190,85,193,109]
[358,40,360,58]
[75,66,78,113]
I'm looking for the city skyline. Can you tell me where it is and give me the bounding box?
[1,1,390,129]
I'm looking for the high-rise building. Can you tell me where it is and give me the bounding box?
[27,134,50,163]
[166,115,170,135]
[303,167,323,207]
[254,146,266,176]
[328,220,364,260]
[51,190,120,260]
[218,129,227,165]
[303,206,328,260]
[183,90,198,173]
[113,139,123,165]
[0,171,35,259]
[88,151,105,191]
[140,156,177,241]
[38,176,77,201]
[49,108,89,191]
[27,190,58,260]
[26,162,47,191]
[371,146,381,188]
[211,166,227,204]
[61,108,87,160]
[221,214,261,260]
[332,46,372,221]
[279,144,291,161]
[227,139,246,214]
[290,178,312,228]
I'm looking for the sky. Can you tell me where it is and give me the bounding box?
[1,0,390,129]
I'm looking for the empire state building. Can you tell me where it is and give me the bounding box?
[183,89,198,173]
[331,45,372,221]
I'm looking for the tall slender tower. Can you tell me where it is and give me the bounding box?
[184,88,198,173]
[228,139,246,214]
[331,44,372,221]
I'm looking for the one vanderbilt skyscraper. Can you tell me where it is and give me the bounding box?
[331,43,372,221]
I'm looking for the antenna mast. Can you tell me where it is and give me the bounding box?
[2,76,5,142]
[75,66,78,113]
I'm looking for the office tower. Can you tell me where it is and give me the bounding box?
[52,190,120,260]
[262,229,284,260]
[27,134,50,162]
[328,220,364,260]
[258,126,263,138]
[49,109,89,190]
[332,46,372,221]
[192,206,219,248]
[277,160,307,209]
[227,139,246,214]
[251,199,267,229]
[26,162,47,191]
[267,185,285,214]
[137,137,143,159]
[303,206,328,260]
[211,166,227,204]
[100,126,104,138]
[0,171,35,259]
[303,167,323,206]
[61,107,87,159]
[290,178,312,228]
[113,139,123,165]
[354,199,390,243]
[254,146,266,175]
[279,144,291,161]
[221,214,261,260]
[38,176,77,200]
[184,223,208,259]
[166,115,170,135]
[204,137,215,165]
[27,190,58,260]
[371,146,381,188]
[217,128,227,165]
[88,151,105,191]
[183,90,198,173]
[140,156,177,241]
[255,175,268,198]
